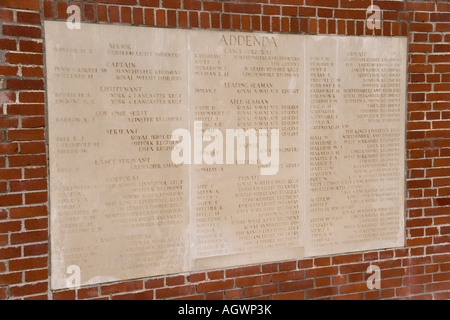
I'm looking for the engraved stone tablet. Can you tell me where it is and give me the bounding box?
[45,21,406,289]
[45,22,190,289]
[304,36,406,256]
[187,30,305,270]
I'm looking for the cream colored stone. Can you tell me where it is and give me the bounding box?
[45,21,406,289]
[45,22,190,289]
[187,30,305,270]
[304,35,406,256]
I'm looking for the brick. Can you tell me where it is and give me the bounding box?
[272,270,305,282]
[19,92,44,103]
[313,257,330,267]
[273,291,305,300]
[434,292,450,300]
[168,10,177,27]
[433,272,450,282]
[0,66,19,76]
[425,207,450,217]
[0,220,22,233]
[225,288,243,300]
[144,278,164,289]
[211,12,220,29]
[380,277,403,289]
[0,38,16,50]
[334,9,366,19]
[22,117,46,129]
[25,269,47,282]
[426,244,450,255]
[93,0,137,4]
[23,66,43,78]
[261,16,271,32]
[426,281,450,293]
[0,0,40,10]
[25,218,48,231]
[156,285,196,299]
[332,254,362,265]
[235,275,270,287]
[183,0,201,10]
[112,290,154,300]
[7,104,45,116]
[11,230,47,245]
[0,246,21,259]
[108,6,120,23]
[7,129,45,141]
[23,242,47,256]
[280,279,313,292]
[260,283,277,295]
[279,261,296,271]
[406,1,435,11]
[282,6,298,16]
[156,9,166,26]
[20,142,46,154]
[224,3,261,14]
[340,282,369,294]
[9,257,47,272]
[197,280,234,293]
[231,14,241,30]
[17,11,41,25]
[2,25,42,39]
[9,155,47,167]
[166,275,185,286]
[0,8,13,21]
[203,291,222,300]
[52,290,76,300]
[187,273,205,283]
[10,281,48,298]
[0,168,21,180]
[242,14,251,31]
[207,270,224,280]
[85,4,95,21]
[128,8,141,24]
[0,273,24,286]
[6,79,44,91]
[42,0,54,18]
[226,266,260,278]
[78,287,99,299]
[202,1,221,12]
[404,275,432,286]
[0,91,16,103]
[100,280,143,295]
[264,5,281,16]
[0,143,19,155]
[0,193,22,206]
[97,4,107,22]
[140,0,159,6]
[431,13,450,22]
[306,286,338,299]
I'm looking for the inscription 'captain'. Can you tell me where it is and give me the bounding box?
[219,34,278,48]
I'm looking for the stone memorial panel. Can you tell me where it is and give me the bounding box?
[45,21,406,289]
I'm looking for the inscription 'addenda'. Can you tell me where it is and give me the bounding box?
[219,34,278,47]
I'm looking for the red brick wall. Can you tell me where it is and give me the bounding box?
[0,0,449,300]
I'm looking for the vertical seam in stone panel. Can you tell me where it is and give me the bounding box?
[303,31,307,261]
[186,28,193,273]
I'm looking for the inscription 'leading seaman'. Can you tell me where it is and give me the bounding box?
[219,34,278,48]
